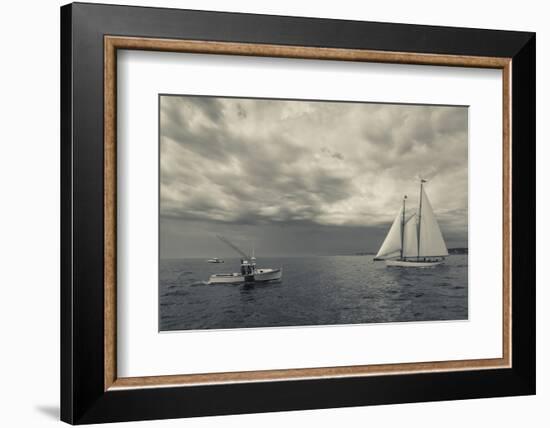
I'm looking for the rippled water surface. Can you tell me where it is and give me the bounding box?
[159,255,468,331]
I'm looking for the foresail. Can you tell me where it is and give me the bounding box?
[419,188,448,257]
[402,214,418,258]
[375,208,402,259]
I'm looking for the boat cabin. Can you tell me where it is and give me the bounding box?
[240,259,256,276]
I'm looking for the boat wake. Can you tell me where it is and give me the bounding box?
[190,280,209,287]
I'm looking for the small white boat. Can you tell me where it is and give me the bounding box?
[207,236,282,284]
[374,179,448,268]
[207,257,224,263]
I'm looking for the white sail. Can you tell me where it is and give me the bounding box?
[418,187,448,257]
[375,208,402,260]
[402,214,418,258]
[376,182,448,263]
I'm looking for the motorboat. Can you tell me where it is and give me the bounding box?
[208,260,282,284]
[207,236,282,284]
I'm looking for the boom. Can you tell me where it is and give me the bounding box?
[216,235,250,259]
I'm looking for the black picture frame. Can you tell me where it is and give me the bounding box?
[61,2,535,424]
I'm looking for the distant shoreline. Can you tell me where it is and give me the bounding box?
[161,249,469,260]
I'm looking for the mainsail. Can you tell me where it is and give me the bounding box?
[375,181,448,260]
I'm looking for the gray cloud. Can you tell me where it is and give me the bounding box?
[160,95,468,257]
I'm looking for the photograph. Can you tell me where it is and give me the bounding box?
[159,94,469,331]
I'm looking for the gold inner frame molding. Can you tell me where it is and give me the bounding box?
[104,35,512,391]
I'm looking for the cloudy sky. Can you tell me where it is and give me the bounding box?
[160,95,468,258]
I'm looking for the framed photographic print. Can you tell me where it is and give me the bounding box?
[61,2,535,424]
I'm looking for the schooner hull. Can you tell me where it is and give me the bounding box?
[386,259,444,268]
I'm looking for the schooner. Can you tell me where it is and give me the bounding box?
[374,179,449,267]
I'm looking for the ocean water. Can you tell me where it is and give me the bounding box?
[159,255,468,331]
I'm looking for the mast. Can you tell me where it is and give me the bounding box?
[400,195,407,260]
[417,179,426,260]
